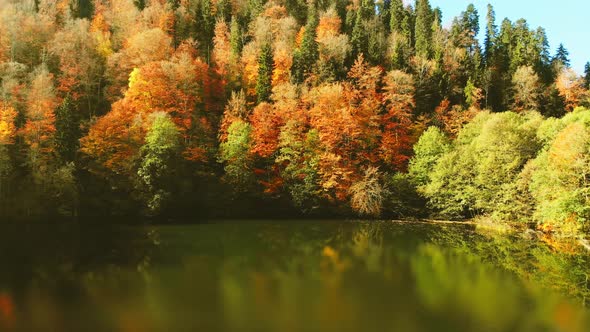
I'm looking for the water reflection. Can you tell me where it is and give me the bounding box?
[0,220,588,331]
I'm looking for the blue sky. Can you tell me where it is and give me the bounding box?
[419,0,589,74]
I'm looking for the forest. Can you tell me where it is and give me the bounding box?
[0,0,589,236]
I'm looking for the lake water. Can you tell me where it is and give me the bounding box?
[0,220,589,331]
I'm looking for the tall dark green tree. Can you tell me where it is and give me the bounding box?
[256,43,274,103]
[461,4,479,54]
[389,0,405,34]
[55,96,80,163]
[230,16,243,58]
[585,62,590,89]
[133,0,146,10]
[414,0,433,58]
[484,4,497,65]
[553,43,570,68]
[195,0,215,63]
[351,10,369,59]
[70,0,94,19]
[351,0,375,59]
[380,0,391,29]
[285,0,309,25]
[292,1,319,83]
[215,0,232,22]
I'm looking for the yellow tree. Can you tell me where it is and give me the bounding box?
[511,65,540,112]
[22,66,58,181]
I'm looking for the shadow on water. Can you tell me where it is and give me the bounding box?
[0,220,588,331]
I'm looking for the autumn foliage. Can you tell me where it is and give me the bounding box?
[1,0,590,224]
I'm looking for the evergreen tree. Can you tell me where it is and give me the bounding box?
[195,0,215,63]
[367,17,387,65]
[54,96,80,163]
[256,43,274,103]
[389,0,405,34]
[292,1,319,83]
[414,0,433,58]
[70,0,94,19]
[216,0,232,22]
[461,4,479,54]
[585,62,590,89]
[351,10,368,59]
[359,0,375,19]
[380,0,391,29]
[230,16,243,58]
[133,0,146,10]
[484,4,497,65]
[553,43,571,68]
[285,0,308,25]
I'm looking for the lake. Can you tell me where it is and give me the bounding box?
[0,220,588,331]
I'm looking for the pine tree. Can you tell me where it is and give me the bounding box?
[133,0,146,10]
[484,4,497,65]
[215,0,232,22]
[351,10,368,59]
[256,43,274,103]
[55,96,80,163]
[292,1,319,83]
[461,4,479,54]
[389,0,405,34]
[585,62,590,89]
[230,16,243,58]
[553,43,570,68]
[196,0,215,63]
[70,0,94,19]
[414,0,433,58]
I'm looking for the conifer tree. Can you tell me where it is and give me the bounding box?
[256,43,274,103]
[414,0,432,58]
[229,16,243,58]
[351,10,368,59]
[553,43,570,68]
[389,0,405,34]
[292,1,319,83]
[55,95,80,163]
[484,4,497,65]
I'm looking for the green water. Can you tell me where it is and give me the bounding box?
[0,220,589,332]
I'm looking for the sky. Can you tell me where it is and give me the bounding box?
[415,0,589,74]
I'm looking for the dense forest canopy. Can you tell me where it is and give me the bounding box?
[0,0,589,234]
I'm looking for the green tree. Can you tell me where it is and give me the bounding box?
[408,126,450,187]
[54,96,80,163]
[389,0,405,34]
[137,112,181,214]
[292,1,319,83]
[230,16,243,58]
[553,43,570,68]
[484,4,497,65]
[276,125,321,213]
[351,10,368,60]
[528,108,590,234]
[414,0,433,58]
[70,0,94,19]
[423,112,542,219]
[256,43,273,103]
[133,0,146,10]
[219,120,255,192]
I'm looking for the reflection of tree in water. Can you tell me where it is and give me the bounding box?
[0,221,588,332]
[0,223,158,331]
[468,227,590,307]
